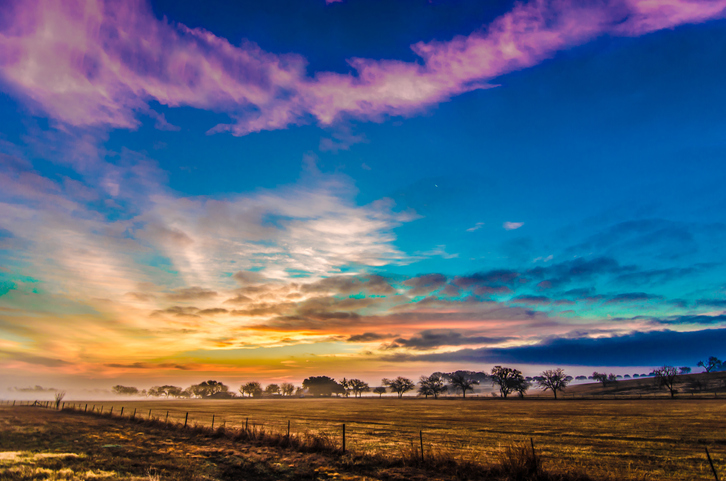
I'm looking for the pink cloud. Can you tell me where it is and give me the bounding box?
[1,0,724,135]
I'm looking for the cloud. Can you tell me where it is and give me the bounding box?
[2,0,725,135]
[503,222,524,231]
[383,329,510,351]
[603,292,663,304]
[381,328,726,367]
[165,287,218,301]
[402,273,447,296]
[347,332,395,343]
[301,275,396,296]
[466,222,485,232]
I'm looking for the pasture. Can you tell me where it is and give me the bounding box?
[54,397,726,480]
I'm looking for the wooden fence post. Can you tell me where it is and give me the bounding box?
[211,415,215,430]
[287,420,290,438]
[342,424,346,454]
[706,448,720,481]
[148,409,152,420]
[132,408,136,419]
[420,430,424,463]
[110,407,113,415]
[184,412,188,428]
[165,411,169,423]
[84,404,87,413]
[120,407,124,417]
[245,417,248,432]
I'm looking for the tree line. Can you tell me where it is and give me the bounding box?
[112,356,723,400]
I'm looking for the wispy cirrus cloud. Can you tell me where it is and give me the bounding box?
[1,0,724,136]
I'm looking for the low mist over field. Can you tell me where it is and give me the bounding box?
[2,0,726,392]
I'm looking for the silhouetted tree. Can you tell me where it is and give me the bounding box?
[678,367,691,375]
[537,368,570,399]
[654,366,679,397]
[189,380,229,398]
[54,391,65,409]
[449,373,478,398]
[697,356,723,373]
[149,385,182,398]
[340,378,351,397]
[490,366,526,398]
[264,384,281,396]
[240,382,262,398]
[418,374,448,399]
[112,385,139,396]
[383,377,415,398]
[302,376,345,397]
[373,386,386,398]
[349,379,370,397]
[592,372,617,386]
[280,383,295,396]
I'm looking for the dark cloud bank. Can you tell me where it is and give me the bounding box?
[382,328,726,367]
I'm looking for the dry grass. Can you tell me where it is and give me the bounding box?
[0,404,603,480]
[39,396,726,480]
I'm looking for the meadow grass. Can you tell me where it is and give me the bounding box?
[48,397,726,480]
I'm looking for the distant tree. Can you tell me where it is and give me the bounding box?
[54,391,66,409]
[240,382,262,398]
[490,366,526,398]
[149,385,182,398]
[340,378,351,397]
[295,386,305,397]
[633,374,640,378]
[654,366,679,397]
[418,374,448,399]
[418,378,433,398]
[280,383,295,397]
[302,376,344,397]
[537,369,570,399]
[449,373,478,398]
[697,356,723,373]
[373,386,387,398]
[189,380,229,398]
[592,372,617,386]
[623,375,631,379]
[575,375,587,381]
[112,385,139,396]
[383,377,415,398]
[678,367,691,375]
[349,379,370,397]
[265,384,281,396]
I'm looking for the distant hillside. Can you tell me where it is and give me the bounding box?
[535,371,726,398]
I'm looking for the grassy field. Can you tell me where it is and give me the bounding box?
[39,397,726,480]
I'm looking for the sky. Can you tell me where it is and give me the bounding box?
[2,0,726,394]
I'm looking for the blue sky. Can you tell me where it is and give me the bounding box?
[1,0,726,390]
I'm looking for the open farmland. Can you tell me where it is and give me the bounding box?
[45,397,726,480]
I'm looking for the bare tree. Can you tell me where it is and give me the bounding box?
[537,368,570,399]
[697,356,723,373]
[383,377,415,398]
[280,382,295,396]
[449,373,478,398]
[654,366,679,397]
[54,391,66,409]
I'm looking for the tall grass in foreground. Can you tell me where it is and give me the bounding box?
[56,405,595,480]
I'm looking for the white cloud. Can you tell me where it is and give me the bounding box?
[503,222,524,231]
[466,222,485,232]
